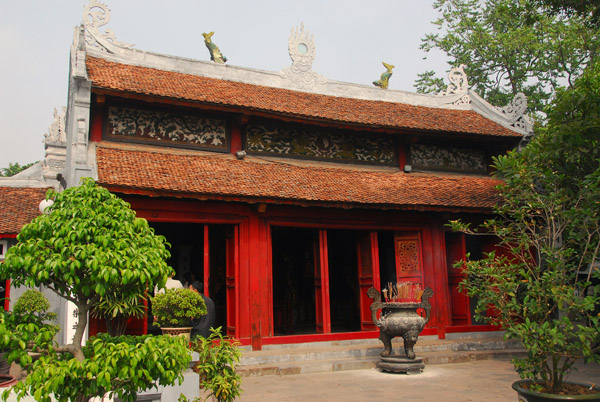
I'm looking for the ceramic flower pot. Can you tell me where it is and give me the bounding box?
[512,380,600,401]
[161,327,193,341]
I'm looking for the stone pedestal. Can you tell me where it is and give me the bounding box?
[377,355,425,374]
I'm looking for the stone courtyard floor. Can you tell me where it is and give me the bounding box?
[238,359,600,402]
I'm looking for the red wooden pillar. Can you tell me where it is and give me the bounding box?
[90,95,105,143]
[225,226,239,337]
[314,229,331,334]
[247,213,264,350]
[203,225,210,296]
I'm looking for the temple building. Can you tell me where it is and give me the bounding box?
[1,1,533,350]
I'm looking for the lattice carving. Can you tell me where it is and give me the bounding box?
[107,106,228,151]
[410,143,487,173]
[246,122,395,165]
[396,240,420,274]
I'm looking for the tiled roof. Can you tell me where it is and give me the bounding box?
[86,57,521,139]
[0,187,49,234]
[96,143,502,212]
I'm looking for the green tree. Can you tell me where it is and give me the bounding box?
[529,0,600,24]
[1,178,191,402]
[450,64,600,393]
[417,0,600,116]
[0,162,36,177]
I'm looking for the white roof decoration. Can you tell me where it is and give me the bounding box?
[75,0,533,138]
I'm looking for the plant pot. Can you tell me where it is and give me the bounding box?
[161,327,192,341]
[513,380,600,401]
[0,374,17,388]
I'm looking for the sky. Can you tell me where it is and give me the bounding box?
[0,1,449,169]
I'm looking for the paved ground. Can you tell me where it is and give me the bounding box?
[238,359,600,402]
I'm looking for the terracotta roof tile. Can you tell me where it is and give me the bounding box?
[0,187,49,234]
[86,57,521,139]
[96,144,502,212]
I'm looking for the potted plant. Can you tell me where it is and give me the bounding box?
[151,288,207,339]
[450,65,600,400]
[179,327,242,402]
[91,292,148,336]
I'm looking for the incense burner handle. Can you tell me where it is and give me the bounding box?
[367,287,384,327]
[419,287,434,326]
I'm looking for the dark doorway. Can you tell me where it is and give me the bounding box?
[327,230,361,332]
[147,222,232,334]
[271,227,317,336]
[378,230,396,289]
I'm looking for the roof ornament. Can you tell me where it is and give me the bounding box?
[202,32,228,64]
[42,107,67,183]
[373,62,395,89]
[438,64,470,105]
[44,107,67,144]
[497,93,534,141]
[281,23,326,89]
[82,0,134,54]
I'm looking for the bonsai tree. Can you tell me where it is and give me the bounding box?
[0,290,58,375]
[12,289,57,324]
[151,288,207,328]
[180,327,242,402]
[450,64,600,395]
[0,178,192,402]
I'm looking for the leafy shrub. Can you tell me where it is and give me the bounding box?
[13,289,56,322]
[180,327,242,402]
[152,288,207,328]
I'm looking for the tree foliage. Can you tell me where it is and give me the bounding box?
[1,178,191,402]
[0,162,35,177]
[530,0,600,25]
[8,334,191,402]
[450,64,600,393]
[417,0,600,116]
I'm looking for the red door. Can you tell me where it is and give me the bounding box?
[445,232,470,325]
[225,226,239,336]
[356,231,380,330]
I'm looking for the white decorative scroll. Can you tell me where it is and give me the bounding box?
[438,64,470,104]
[497,92,534,135]
[281,23,326,89]
[82,0,133,54]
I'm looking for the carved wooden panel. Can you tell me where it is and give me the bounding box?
[396,239,420,275]
[106,106,228,151]
[410,143,486,173]
[245,121,396,165]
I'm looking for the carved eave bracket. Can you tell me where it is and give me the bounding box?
[437,64,471,106]
[82,0,134,56]
[281,23,327,90]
